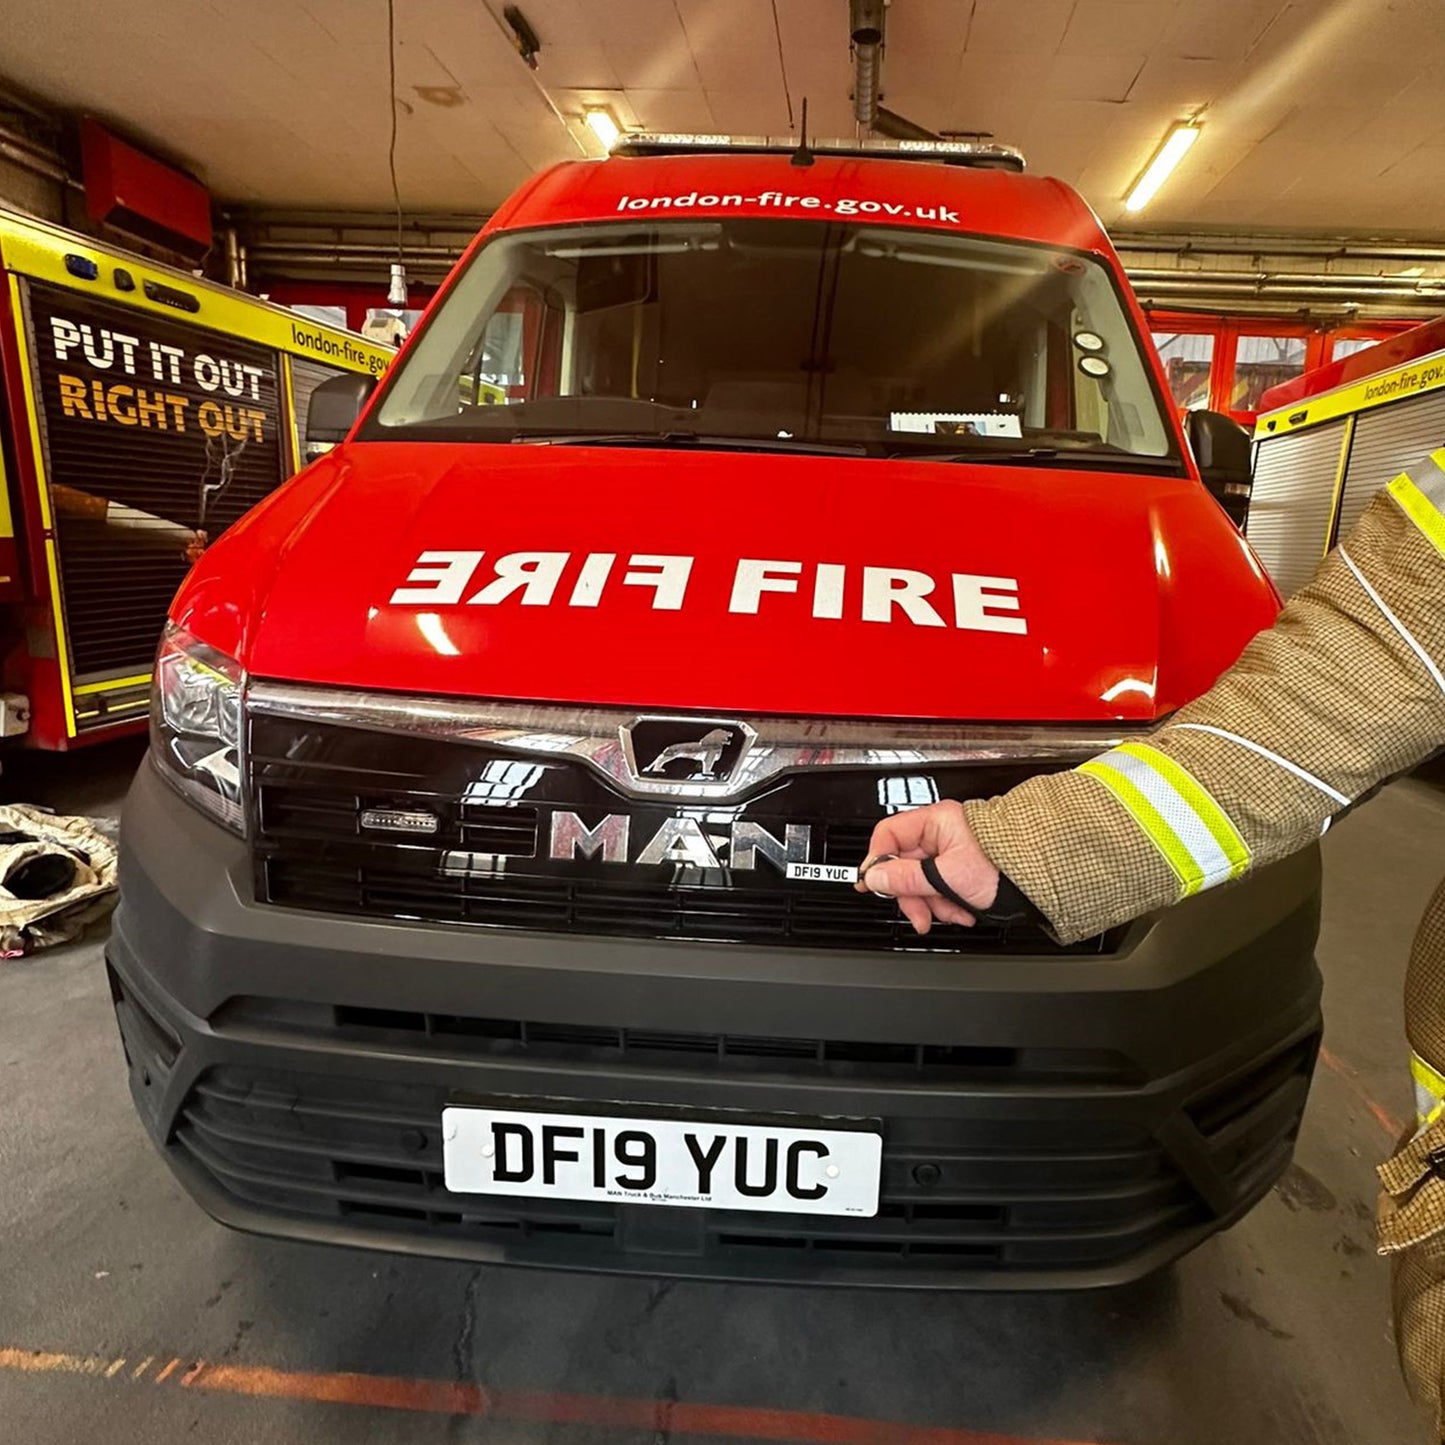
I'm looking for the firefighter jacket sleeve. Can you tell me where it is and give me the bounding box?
[962,452,1445,946]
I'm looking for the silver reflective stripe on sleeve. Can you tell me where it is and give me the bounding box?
[1339,546,1445,703]
[1405,450,1445,509]
[1388,448,1445,560]
[1164,722,1351,806]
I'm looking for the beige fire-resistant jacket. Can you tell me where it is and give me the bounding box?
[961,449,1445,1429]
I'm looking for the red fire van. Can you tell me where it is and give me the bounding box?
[107,137,1320,1287]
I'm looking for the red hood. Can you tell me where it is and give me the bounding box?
[174,442,1278,723]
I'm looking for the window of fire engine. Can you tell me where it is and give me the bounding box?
[370,220,1175,463]
[1152,331,1215,411]
[1330,336,1381,363]
[1231,334,1307,413]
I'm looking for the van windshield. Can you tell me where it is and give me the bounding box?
[367,219,1177,465]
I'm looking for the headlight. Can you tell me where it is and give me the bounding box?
[150,623,245,834]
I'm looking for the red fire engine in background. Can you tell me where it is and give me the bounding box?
[1148,310,1412,428]
[0,209,392,750]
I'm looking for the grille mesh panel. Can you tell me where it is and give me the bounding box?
[174,1062,1214,1274]
[155,1037,1315,1277]
[250,722,1115,957]
[218,996,1144,1085]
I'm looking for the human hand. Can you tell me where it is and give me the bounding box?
[855,799,1001,935]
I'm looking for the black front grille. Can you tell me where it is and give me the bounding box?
[172,1064,1196,1273]
[218,997,1144,1086]
[249,715,1115,956]
[165,1029,1312,1277]
[261,855,1102,952]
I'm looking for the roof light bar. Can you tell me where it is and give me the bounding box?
[614,133,1026,171]
[1124,123,1201,214]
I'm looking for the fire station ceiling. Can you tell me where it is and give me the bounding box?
[1,0,1440,236]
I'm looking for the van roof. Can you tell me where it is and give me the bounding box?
[494,151,1112,258]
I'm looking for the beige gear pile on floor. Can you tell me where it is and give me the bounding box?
[0,803,118,957]
[954,452,1445,1431]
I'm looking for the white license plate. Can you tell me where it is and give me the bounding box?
[785,861,859,883]
[442,1103,882,1217]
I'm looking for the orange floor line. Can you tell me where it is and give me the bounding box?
[1318,1044,1405,1140]
[0,1343,1117,1445]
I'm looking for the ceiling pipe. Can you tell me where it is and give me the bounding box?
[1128,268,1445,289]
[850,0,885,130]
[233,207,485,228]
[848,5,944,143]
[1117,234,1445,265]
[223,226,244,289]
[0,121,70,186]
[247,240,460,259]
[244,250,459,279]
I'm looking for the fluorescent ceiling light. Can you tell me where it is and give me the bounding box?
[1124,123,1201,213]
[584,108,621,150]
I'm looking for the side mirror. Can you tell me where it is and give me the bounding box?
[304,372,378,462]
[1186,409,1253,529]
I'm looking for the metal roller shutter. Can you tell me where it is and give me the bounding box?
[1338,390,1445,543]
[289,355,348,454]
[23,282,286,721]
[1246,419,1348,598]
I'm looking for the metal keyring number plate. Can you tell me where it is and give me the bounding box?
[857,853,898,895]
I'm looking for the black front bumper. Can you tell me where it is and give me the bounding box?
[108,763,1323,1289]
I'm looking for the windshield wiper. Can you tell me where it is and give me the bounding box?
[893,443,1165,470]
[517,432,869,457]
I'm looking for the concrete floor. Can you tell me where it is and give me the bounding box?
[1,739,1440,1445]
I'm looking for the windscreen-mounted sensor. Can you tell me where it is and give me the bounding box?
[613,133,1026,172]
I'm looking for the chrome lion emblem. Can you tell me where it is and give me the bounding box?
[620,717,757,793]
[645,727,733,780]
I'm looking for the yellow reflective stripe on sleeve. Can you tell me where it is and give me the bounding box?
[1078,742,1251,898]
[1077,756,1201,893]
[1412,1051,1445,1130]
[1388,447,1445,560]
[1116,742,1251,877]
[1388,476,1445,557]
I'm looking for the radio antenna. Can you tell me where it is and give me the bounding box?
[791,97,815,167]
